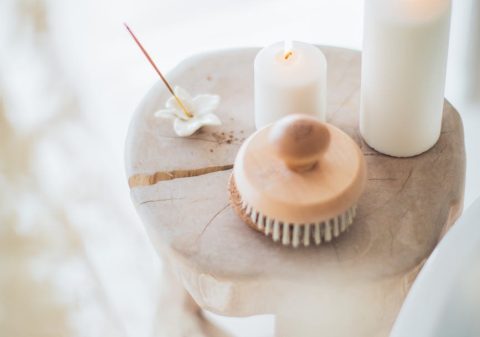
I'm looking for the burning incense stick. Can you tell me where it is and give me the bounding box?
[124,23,193,118]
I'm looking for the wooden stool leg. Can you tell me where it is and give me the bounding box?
[154,251,233,337]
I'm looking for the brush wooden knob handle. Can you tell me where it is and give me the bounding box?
[269,114,331,172]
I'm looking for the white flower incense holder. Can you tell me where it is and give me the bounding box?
[155,86,221,137]
[124,24,221,138]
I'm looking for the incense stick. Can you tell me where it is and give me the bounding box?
[124,23,193,118]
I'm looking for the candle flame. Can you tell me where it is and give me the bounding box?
[284,40,294,60]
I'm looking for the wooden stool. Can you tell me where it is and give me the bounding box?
[125,47,465,337]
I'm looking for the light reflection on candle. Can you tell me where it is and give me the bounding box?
[394,0,450,20]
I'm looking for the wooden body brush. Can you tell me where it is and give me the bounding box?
[229,114,367,247]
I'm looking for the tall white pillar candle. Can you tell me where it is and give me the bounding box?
[360,0,452,157]
[254,41,327,129]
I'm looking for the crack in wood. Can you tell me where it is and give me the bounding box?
[199,204,231,238]
[157,134,243,146]
[129,164,234,188]
[331,87,358,117]
[357,168,414,221]
[138,197,185,205]
[368,178,398,181]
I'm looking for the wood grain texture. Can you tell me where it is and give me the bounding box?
[125,47,465,325]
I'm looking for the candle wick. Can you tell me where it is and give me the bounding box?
[124,23,193,119]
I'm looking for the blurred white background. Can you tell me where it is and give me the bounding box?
[0,0,478,336]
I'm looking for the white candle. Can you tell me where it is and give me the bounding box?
[254,41,327,129]
[360,0,452,157]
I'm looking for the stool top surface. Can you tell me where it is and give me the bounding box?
[125,47,464,286]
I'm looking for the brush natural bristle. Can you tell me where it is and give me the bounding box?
[229,176,356,248]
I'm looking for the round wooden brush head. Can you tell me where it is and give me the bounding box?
[230,114,366,242]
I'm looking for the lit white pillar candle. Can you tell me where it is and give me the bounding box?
[254,41,327,129]
[360,0,452,157]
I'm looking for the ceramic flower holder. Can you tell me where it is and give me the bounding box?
[154,86,221,137]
